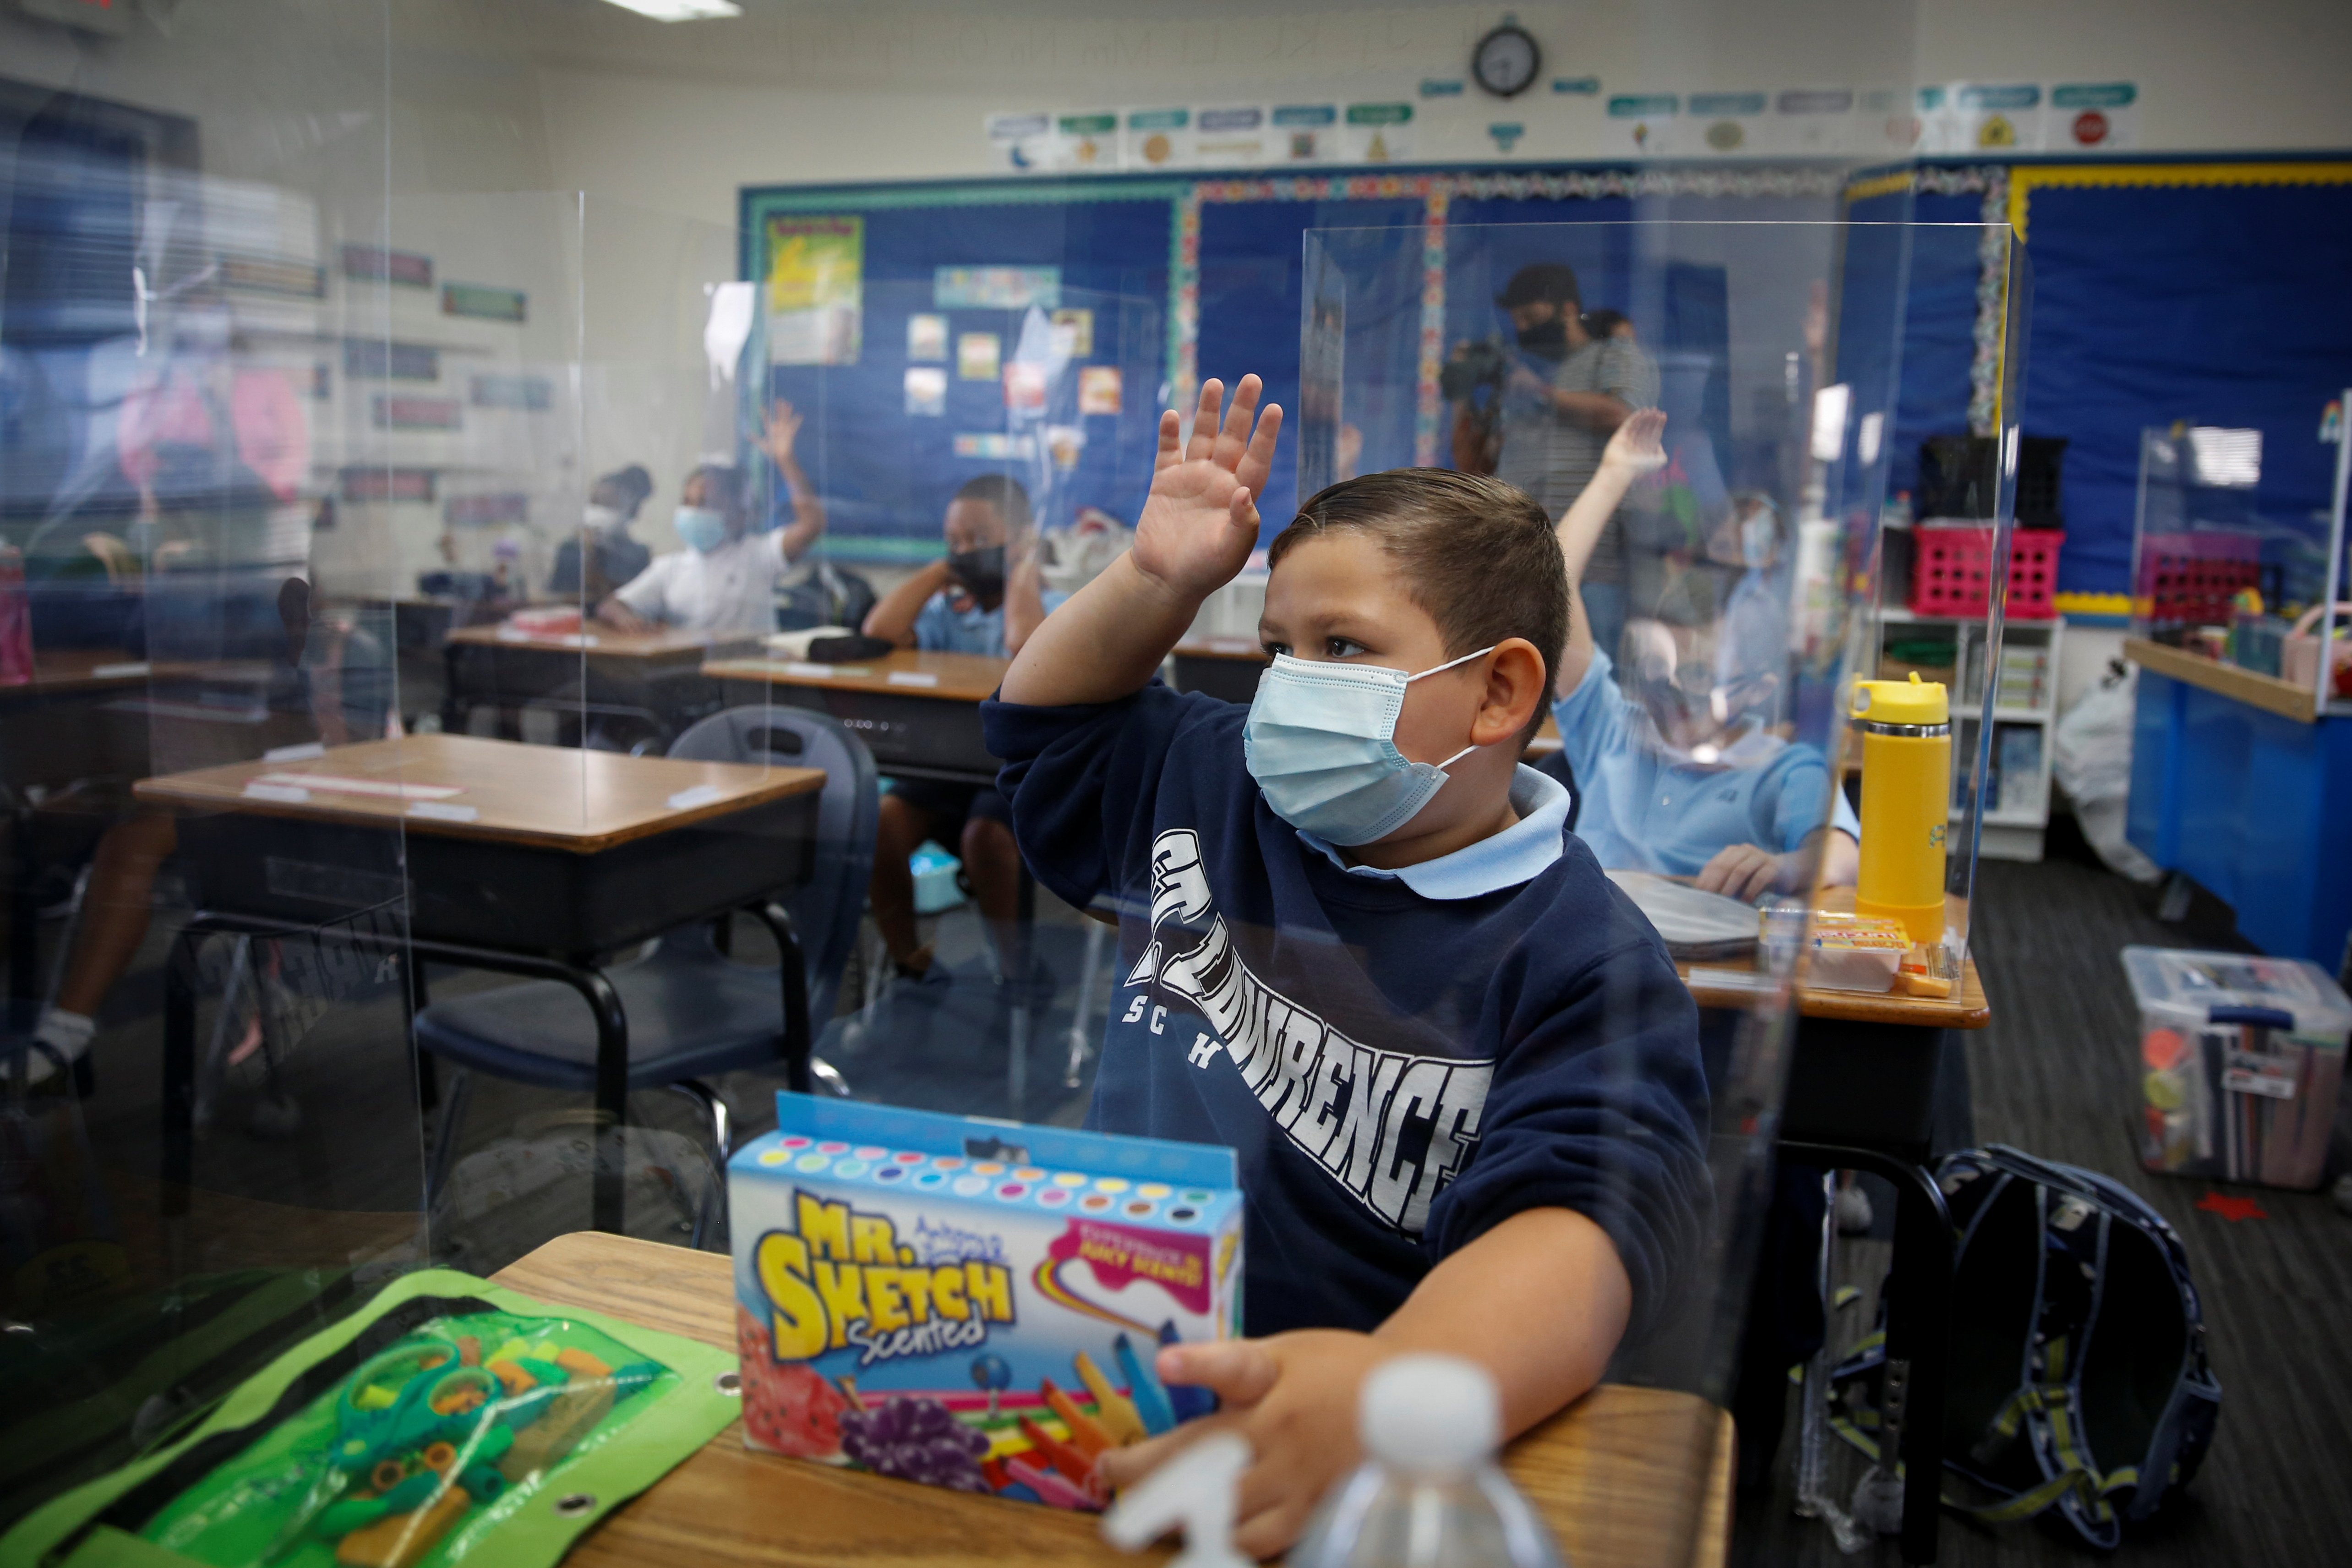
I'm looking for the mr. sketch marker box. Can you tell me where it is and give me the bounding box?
[728,1093,1242,1508]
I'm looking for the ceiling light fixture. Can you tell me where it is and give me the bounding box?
[600,0,742,21]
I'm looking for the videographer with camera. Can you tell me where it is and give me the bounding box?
[1450,262,1657,664]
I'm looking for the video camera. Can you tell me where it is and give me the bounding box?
[1440,337,1513,402]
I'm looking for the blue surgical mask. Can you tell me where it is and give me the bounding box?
[1244,646,1495,846]
[674,505,727,554]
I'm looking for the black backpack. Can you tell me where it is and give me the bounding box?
[1831,1145,2221,1549]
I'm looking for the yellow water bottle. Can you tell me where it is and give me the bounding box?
[1851,671,1950,946]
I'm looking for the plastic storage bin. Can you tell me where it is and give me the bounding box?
[2124,945,2350,1190]
[1908,525,2064,620]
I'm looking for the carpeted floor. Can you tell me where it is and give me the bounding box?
[1732,822,2352,1566]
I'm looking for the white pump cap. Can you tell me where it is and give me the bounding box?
[1359,1355,1501,1474]
[1100,1432,1254,1568]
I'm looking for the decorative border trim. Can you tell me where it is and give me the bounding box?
[2007,160,2352,242]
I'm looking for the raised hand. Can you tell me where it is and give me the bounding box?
[1599,406,1669,476]
[1130,376,1283,603]
[763,399,804,468]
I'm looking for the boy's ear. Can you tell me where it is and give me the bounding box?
[1473,638,1548,745]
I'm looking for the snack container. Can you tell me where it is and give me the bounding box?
[1803,917,1910,993]
[2123,946,2351,1190]
[729,1093,1243,1508]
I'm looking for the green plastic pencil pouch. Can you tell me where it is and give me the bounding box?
[0,1268,738,1568]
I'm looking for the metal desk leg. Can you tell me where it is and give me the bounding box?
[564,959,631,1235]
[745,901,811,1095]
[161,923,204,1218]
[1782,1140,1954,1565]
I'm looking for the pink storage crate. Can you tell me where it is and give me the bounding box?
[1909,525,2065,620]
[2137,532,2261,627]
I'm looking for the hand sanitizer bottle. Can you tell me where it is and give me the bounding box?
[1286,1355,1565,1568]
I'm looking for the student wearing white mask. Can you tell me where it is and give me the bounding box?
[596,400,825,636]
[550,464,653,600]
[1549,410,1859,901]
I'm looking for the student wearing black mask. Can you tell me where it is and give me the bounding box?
[1449,262,1658,666]
[861,472,1064,998]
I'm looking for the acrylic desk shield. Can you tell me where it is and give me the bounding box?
[0,175,848,1551]
[1292,215,2026,1561]
[2130,414,2352,718]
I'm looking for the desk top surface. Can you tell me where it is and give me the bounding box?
[446,623,755,659]
[705,646,1010,703]
[4,648,278,697]
[131,733,823,852]
[2125,634,2323,724]
[496,1232,1728,1568]
[1678,888,1989,1027]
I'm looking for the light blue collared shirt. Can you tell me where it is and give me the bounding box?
[1295,764,1571,900]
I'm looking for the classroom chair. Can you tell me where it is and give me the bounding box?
[411,707,878,1241]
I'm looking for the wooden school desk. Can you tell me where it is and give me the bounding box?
[133,735,825,1231]
[497,1231,1733,1568]
[442,622,759,739]
[1679,890,1988,1566]
[704,647,1009,787]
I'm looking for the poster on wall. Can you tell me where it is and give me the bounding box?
[907,313,949,361]
[986,111,1053,171]
[958,332,1001,382]
[1342,102,1415,164]
[1195,105,1270,166]
[936,267,1060,310]
[1003,361,1048,411]
[1772,87,1856,155]
[1272,104,1339,164]
[1687,91,1766,155]
[1921,83,2043,153]
[1123,107,1194,169]
[1079,366,1123,416]
[2050,82,2138,151]
[765,215,863,366]
[1049,111,1119,171]
[1050,308,1094,357]
[905,367,946,416]
[1605,94,1677,157]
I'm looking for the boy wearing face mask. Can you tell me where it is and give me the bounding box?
[549,464,654,601]
[1550,412,1860,902]
[596,402,825,637]
[984,377,1708,1556]
[858,473,1065,992]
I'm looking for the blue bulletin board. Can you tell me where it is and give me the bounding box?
[742,166,1857,562]
[748,158,2352,598]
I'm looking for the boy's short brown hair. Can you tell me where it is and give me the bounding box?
[1269,469,1566,747]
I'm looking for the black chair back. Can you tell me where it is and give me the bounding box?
[669,706,878,1026]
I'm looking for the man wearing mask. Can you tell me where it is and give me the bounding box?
[859,473,1063,1000]
[549,464,654,601]
[595,400,824,636]
[1451,262,1658,666]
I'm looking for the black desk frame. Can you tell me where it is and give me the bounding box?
[1779,1014,1961,1566]
[161,903,810,1236]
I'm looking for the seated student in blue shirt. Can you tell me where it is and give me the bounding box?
[983,377,1708,1554]
[861,474,1065,992]
[1550,410,1860,900]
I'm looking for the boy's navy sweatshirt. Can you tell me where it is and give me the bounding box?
[983,681,1710,1340]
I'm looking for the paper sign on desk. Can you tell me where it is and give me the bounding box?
[91,661,151,679]
[776,661,831,677]
[242,782,311,804]
[252,772,464,801]
[497,627,599,647]
[263,741,326,763]
[666,784,725,809]
[886,670,940,688]
[407,801,480,823]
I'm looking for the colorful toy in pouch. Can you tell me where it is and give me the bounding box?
[1,1270,740,1568]
[730,1094,1244,1510]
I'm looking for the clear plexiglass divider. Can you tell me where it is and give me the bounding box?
[1293,217,2024,1556]
[2130,391,2352,716]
